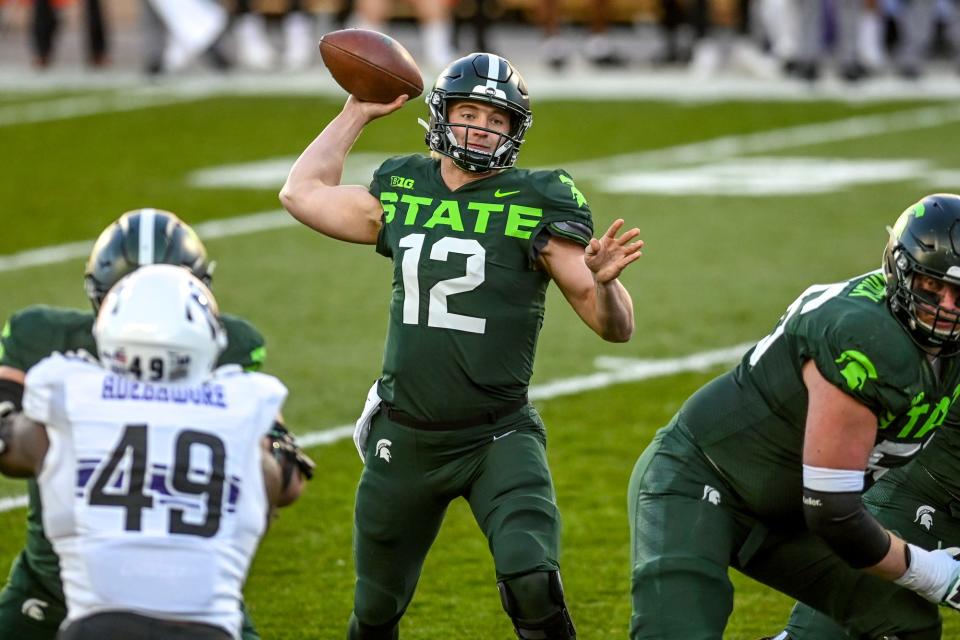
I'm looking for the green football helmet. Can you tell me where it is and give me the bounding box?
[84,208,213,311]
[422,52,533,172]
[883,193,960,350]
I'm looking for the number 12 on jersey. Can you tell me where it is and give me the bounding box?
[399,233,487,334]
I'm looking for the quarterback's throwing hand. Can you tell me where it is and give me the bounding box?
[584,219,644,284]
[345,94,409,123]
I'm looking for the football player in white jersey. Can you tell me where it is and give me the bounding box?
[0,264,299,640]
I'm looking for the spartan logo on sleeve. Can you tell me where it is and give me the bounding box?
[21,598,49,621]
[558,175,587,208]
[915,505,936,530]
[376,439,393,462]
[834,350,878,391]
[701,485,721,505]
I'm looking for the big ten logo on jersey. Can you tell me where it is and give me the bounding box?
[77,424,241,537]
[379,191,542,240]
[390,176,415,189]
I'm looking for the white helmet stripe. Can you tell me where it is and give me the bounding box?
[138,208,156,265]
[471,54,507,99]
[485,54,499,90]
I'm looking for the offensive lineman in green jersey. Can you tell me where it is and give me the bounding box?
[0,209,311,640]
[280,53,642,639]
[629,194,960,640]
[768,198,960,639]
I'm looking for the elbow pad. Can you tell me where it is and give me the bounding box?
[803,487,891,569]
[531,221,592,260]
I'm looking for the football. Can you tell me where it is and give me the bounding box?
[319,29,424,104]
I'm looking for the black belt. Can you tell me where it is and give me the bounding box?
[383,395,528,430]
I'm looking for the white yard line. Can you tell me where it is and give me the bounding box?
[0,496,28,512]
[561,103,960,175]
[5,102,960,273]
[4,67,960,127]
[0,91,203,127]
[0,210,295,273]
[3,68,960,116]
[0,342,752,513]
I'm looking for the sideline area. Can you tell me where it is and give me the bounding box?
[3,3,960,102]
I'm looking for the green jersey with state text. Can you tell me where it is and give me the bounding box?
[681,270,960,527]
[370,155,593,421]
[0,305,266,600]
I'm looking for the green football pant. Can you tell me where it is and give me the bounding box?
[0,553,65,640]
[350,405,562,634]
[628,417,940,640]
[784,461,951,639]
[0,552,261,640]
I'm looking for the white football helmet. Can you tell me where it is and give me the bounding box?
[94,264,228,385]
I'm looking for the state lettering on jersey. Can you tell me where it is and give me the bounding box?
[878,384,960,441]
[101,375,227,408]
[379,191,542,240]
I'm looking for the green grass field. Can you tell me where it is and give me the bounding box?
[3,86,960,638]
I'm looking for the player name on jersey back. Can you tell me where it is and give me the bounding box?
[100,375,227,408]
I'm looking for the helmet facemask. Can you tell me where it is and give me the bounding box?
[886,249,960,348]
[423,92,532,172]
[420,53,533,173]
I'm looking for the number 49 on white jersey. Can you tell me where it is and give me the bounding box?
[23,352,287,638]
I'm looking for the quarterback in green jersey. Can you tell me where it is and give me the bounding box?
[0,209,307,640]
[281,52,642,639]
[629,194,960,640]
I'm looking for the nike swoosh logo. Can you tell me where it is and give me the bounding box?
[492,429,517,442]
[494,189,520,198]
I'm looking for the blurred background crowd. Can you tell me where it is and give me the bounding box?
[1,0,960,83]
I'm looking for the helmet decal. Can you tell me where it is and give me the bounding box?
[471,54,508,100]
[84,209,213,312]
[138,208,157,265]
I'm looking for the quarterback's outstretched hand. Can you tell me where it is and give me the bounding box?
[584,219,644,284]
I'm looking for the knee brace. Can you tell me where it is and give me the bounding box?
[497,570,576,640]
